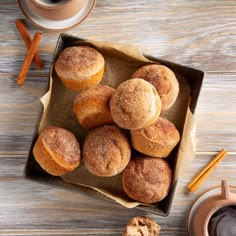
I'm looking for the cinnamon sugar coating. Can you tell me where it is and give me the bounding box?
[123,156,172,203]
[110,78,161,130]
[55,46,105,90]
[83,125,131,177]
[132,64,179,111]
[33,126,81,176]
[131,117,180,158]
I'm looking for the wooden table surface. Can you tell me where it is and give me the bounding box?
[1,0,236,235]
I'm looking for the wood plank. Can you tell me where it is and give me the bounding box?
[0,178,186,231]
[0,154,235,233]
[195,73,236,152]
[0,155,26,177]
[0,74,47,148]
[0,1,235,72]
[0,229,122,236]
[0,230,186,236]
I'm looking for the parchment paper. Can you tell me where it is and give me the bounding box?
[38,39,195,208]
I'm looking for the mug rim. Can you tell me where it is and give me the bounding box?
[29,0,72,10]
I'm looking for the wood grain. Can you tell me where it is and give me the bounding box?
[1,1,236,72]
[0,154,235,234]
[0,0,236,235]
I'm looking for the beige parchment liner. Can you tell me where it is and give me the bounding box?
[38,39,195,208]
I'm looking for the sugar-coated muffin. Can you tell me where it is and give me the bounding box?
[73,85,115,129]
[123,216,161,236]
[83,125,131,177]
[123,156,172,203]
[131,117,180,158]
[110,78,162,130]
[132,64,179,111]
[55,46,105,90]
[33,126,81,176]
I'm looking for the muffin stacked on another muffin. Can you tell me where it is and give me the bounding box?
[110,78,162,130]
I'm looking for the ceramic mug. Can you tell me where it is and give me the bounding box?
[193,180,236,236]
[27,0,86,21]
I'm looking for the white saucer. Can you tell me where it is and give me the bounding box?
[17,0,96,30]
[186,185,236,236]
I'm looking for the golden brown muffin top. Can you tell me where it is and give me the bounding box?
[83,125,131,177]
[123,156,172,203]
[132,64,179,110]
[55,46,105,81]
[133,117,180,148]
[40,126,81,165]
[110,78,161,130]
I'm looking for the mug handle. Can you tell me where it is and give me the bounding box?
[221,179,231,200]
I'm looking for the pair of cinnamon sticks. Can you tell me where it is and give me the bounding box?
[15,19,43,85]
[187,149,228,192]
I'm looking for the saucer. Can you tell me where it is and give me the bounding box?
[17,0,96,30]
[186,185,236,236]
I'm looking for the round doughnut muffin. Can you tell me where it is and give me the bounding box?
[123,216,161,236]
[132,64,179,111]
[110,78,162,130]
[73,85,115,129]
[122,156,172,203]
[83,125,131,177]
[55,46,105,90]
[33,126,81,176]
[131,117,180,158]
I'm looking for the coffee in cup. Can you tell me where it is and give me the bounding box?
[208,204,236,236]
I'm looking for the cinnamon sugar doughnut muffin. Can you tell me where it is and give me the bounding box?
[110,78,162,130]
[83,125,131,177]
[132,64,179,111]
[122,156,172,203]
[33,126,81,176]
[73,85,115,129]
[131,117,180,158]
[55,46,105,90]
[123,216,161,236]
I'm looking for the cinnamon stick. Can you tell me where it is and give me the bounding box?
[15,19,43,70]
[187,149,228,192]
[17,32,42,85]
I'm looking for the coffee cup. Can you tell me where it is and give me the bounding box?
[27,0,86,21]
[192,180,236,236]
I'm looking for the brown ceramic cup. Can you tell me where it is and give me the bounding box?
[27,0,86,21]
[193,180,236,236]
